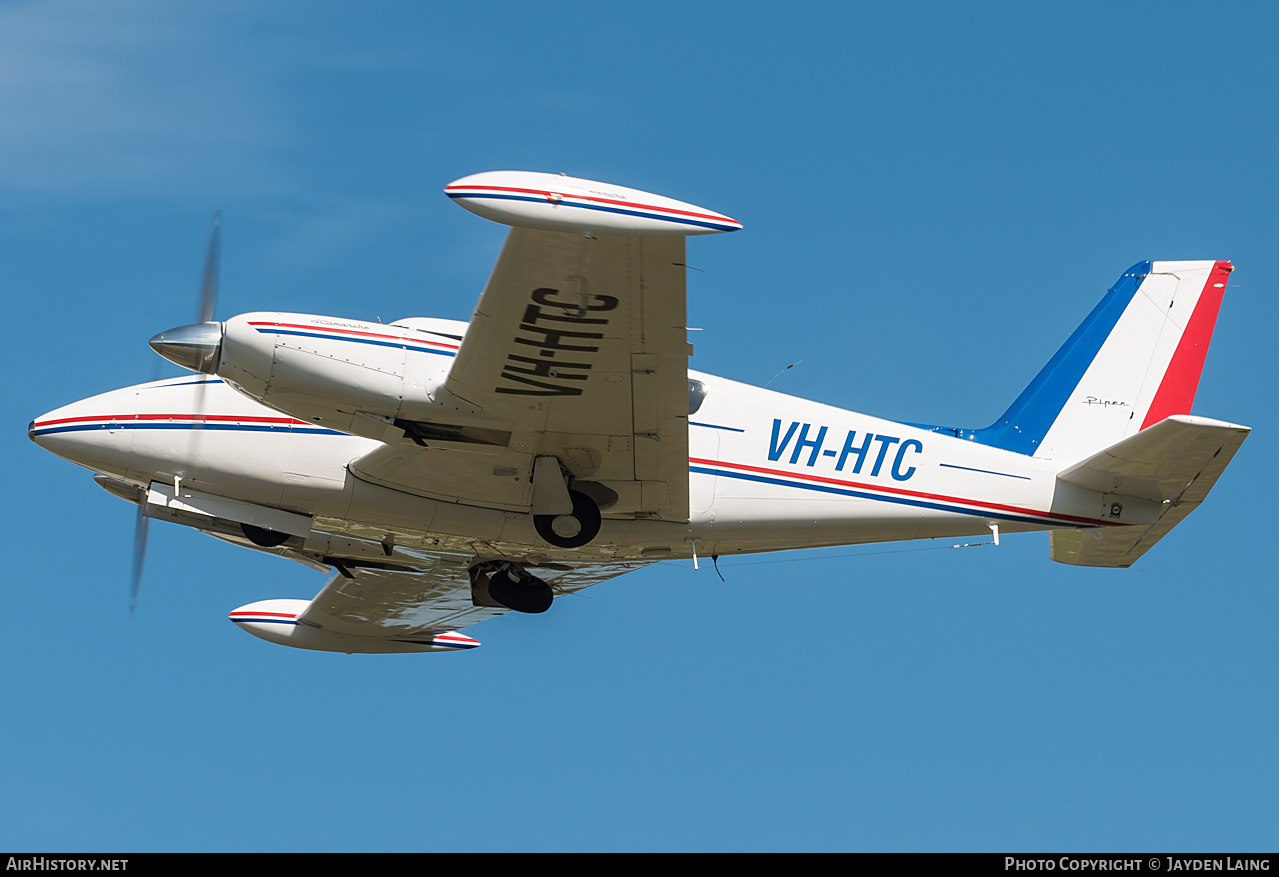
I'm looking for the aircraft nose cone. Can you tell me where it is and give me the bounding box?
[29,413,61,452]
[149,321,223,374]
[29,390,137,479]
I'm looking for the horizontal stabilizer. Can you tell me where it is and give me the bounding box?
[1051,415,1249,567]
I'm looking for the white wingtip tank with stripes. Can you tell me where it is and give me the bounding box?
[445,170,742,236]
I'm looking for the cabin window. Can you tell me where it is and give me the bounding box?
[688,379,707,416]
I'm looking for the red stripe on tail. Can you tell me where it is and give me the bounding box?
[1141,261,1232,429]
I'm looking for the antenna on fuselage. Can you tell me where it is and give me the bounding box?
[765,360,802,388]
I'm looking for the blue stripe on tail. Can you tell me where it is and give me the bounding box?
[910,261,1150,455]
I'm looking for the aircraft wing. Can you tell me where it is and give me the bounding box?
[297,553,648,639]
[354,227,693,521]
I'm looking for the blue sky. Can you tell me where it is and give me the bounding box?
[4,0,1277,852]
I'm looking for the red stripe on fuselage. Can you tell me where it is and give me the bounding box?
[247,321,460,350]
[691,457,1124,527]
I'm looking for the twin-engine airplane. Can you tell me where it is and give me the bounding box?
[30,171,1249,654]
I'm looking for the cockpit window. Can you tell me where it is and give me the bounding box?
[688,379,707,416]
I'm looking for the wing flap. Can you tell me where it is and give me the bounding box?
[350,441,535,511]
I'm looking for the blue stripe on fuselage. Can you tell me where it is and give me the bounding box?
[690,464,1084,527]
[257,328,457,355]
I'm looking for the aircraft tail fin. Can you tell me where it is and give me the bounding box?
[1049,414,1249,567]
[970,260,1233,462]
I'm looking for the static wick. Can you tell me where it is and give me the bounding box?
[952,524,1000,549]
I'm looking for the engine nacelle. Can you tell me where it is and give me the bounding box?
[229,599,480,654]
[216,313,472,440]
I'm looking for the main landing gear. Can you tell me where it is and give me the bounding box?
[469,562,553,614]
[533,489,601,549]
[241,522,290,548]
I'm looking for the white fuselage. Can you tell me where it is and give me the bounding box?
[30,314,1130,566]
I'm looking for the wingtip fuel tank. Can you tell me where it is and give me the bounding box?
[444,170,741,236]
[229,599,481,654]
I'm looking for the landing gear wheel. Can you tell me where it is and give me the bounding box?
[241,523,290,548]
[533,489,601,549]
[486,568,554,614]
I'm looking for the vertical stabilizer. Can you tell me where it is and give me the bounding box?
[971,260,1232,462]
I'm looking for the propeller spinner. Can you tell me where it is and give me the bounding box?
[149,211,225,374]
[132,211,224,615]
[148,321,223,374]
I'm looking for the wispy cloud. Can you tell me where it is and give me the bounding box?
[0,0,290,197]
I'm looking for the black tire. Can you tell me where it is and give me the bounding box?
[241,523,290,548]
[533,489,601,549]
[487,569,554,614]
